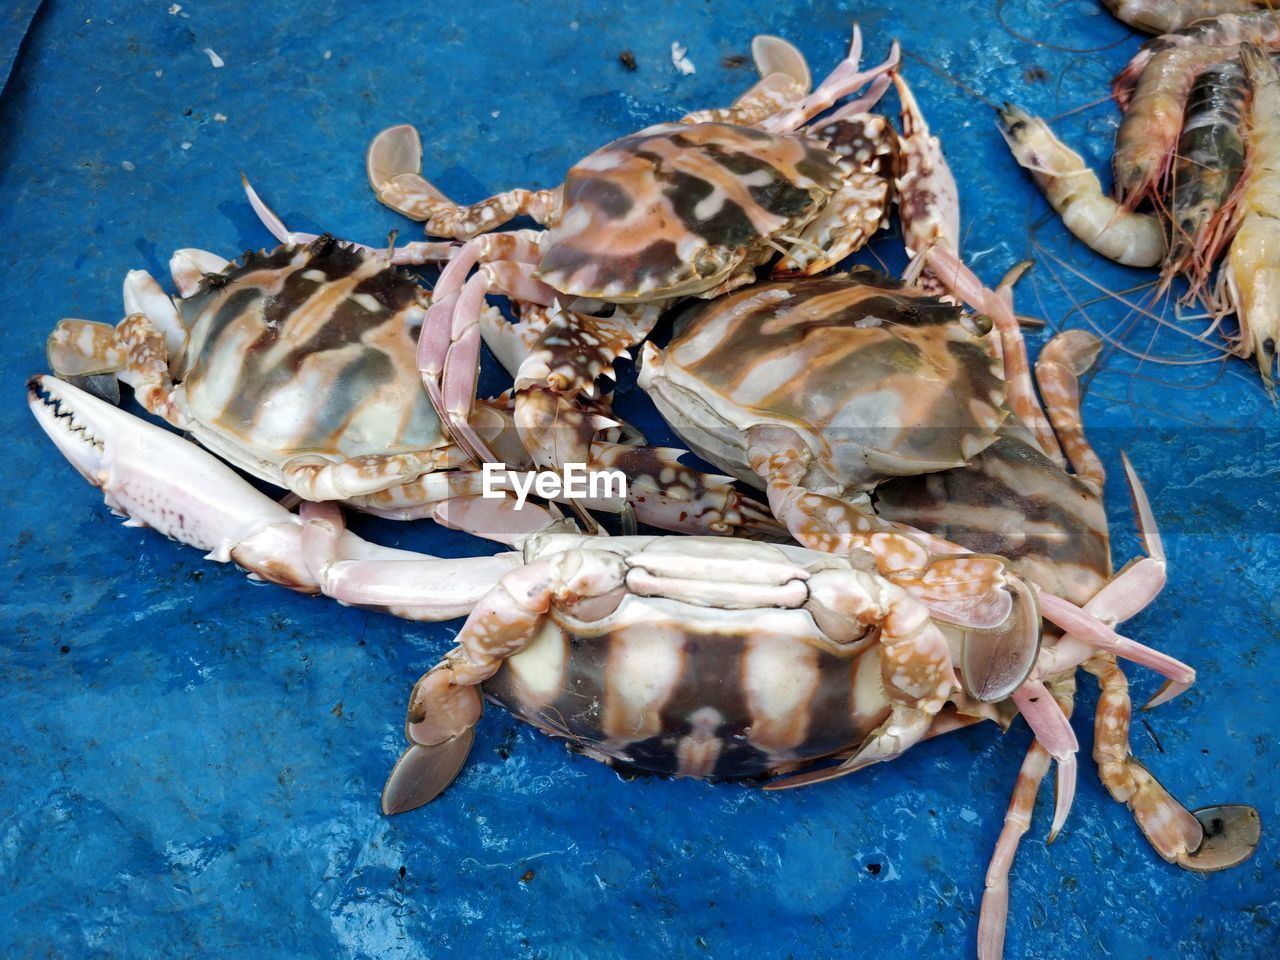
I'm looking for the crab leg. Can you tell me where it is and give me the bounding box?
[27,376,518,615]
[1010,679,1079,839]
[977,674,1077,960]
[925,246,1065,468]
[1083,654,1260,871]
[512,303,662,469]
[894,71,962,296]
[424,242,663,473]
[775,112,898,276]
[1034,330,1106,492]
[681,73,810,126]
[746,426,1043,703]
[367,123,561,239]
[384,548,631,814]
[759,27,901,134]
[242,175,458,266]
[298,501,519,619]
[590,443,786,539]
[684,33,814,125]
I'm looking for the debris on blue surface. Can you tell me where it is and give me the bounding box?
[1,2,1276,957]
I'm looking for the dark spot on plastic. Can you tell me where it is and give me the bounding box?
[619,50,636,71]
[1023,66,1049,83]
[59,645,70,655]
[721,54,747,69]
[866,862,882,876]
[399,865,407,878]
[520,868,535,883]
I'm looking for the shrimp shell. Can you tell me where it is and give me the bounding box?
[997,104,1166,268]
[1113,9,1280,109]
[1167,57,1249,285]
[1113,45,1243,207]
[1103,0,1263,36]
[1219,44,1280,392]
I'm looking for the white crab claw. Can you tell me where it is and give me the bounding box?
[28,375,300,566]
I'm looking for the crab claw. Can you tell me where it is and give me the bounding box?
[381,729,476,815]
[28,374,315,588]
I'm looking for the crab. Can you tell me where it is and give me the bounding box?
[636,270,1201,778]
[873,330,1260,957]
[43,235,782,544]
[350,26,903,476]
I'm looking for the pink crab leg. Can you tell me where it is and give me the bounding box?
[759,28,901,133]
[241,175,458,266]
[433,233,546,303]
[28,375,531,607]
[823,71,893,121]
[1011,679,1079,839]
[1037,593,1195,705]
[894,70,962,296]
[926,246,1065,467]
[1083,654,1261,872]
[978,739,1052,960]
[416,275,499,467]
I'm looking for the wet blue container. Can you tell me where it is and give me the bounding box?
[1,2,1276,957]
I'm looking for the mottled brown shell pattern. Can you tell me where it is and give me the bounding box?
[535,122,845,300]
[647,274,1008,491]
[875,420,1111,606]
[177,238,445,461]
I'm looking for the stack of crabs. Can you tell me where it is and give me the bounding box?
[27,25,1259,960]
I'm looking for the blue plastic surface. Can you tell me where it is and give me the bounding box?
[1,2,1277,957]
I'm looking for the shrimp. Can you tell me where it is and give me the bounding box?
[1218,43,1280,394]
[1113,9,1280,109]
[1166,57,1249,291]
[996,103,1166,268]
[893,71,960,294]
[1103,0,1264,36]
[1113,45,1244,207]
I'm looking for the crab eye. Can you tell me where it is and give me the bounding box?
[694,247,728,278]
[963,313,993,337]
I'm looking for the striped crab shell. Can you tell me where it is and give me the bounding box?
[534,121,846,301]
[480,540,903,780]
[169,239,455,478]
[638,272,1009,494]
